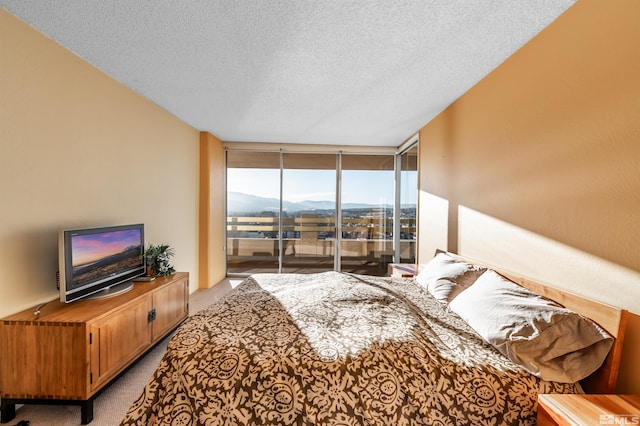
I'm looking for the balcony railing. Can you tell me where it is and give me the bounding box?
[227,215,416,275]
[227,216,415,236]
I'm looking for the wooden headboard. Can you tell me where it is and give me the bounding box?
[443,251,628,394]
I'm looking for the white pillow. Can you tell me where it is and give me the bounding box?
[415,252,485,303]
[449,270,613,383]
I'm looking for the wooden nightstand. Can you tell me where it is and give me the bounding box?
[387,263,417,278]
[537,394,640,426]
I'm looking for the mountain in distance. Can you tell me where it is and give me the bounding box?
[227,192,415,214]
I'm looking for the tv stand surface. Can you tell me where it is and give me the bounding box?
[0,272,189,424]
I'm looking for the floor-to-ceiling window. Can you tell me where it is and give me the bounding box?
[282,153,337,273]
[398,143,418,264]
[225,145,417,276]
[340,154,395,274]
[226,151,281,274]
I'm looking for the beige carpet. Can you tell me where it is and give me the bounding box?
[5,278,241,426]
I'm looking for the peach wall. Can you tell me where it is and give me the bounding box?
[0,10,200,316]
[418,0,640,393]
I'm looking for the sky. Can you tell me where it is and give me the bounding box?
[227,169,417,205]
[71,229,141,266]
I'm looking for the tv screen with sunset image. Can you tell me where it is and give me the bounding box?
[71,228,144,289]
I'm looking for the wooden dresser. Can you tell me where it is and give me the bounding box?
[538,394,640,426]
[0,272,189,424]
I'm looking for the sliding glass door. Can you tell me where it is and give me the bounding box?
[225,147,416,276]
[281,153,337,273]
[226,151,280,274]
[340,154,395,274]
[398,144,418,264]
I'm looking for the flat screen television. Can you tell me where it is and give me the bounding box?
[58,223,146,303]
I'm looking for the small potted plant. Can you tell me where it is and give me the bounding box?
[145,244,176,276]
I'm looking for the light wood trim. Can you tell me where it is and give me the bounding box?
[199,131,226,289]
[199,132,213,290]
[442,251,627,394]
[538,394,640,426]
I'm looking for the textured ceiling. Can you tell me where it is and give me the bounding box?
[1,1,576,147]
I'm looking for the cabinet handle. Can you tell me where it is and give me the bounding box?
[147,308,156,323]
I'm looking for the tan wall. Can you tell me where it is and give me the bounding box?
[417,0,640,393]
[0,10,200,316]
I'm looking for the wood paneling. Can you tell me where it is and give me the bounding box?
[538,394,640,426]
[199,132,226,289]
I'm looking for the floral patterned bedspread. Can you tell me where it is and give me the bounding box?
[121,272,579,425]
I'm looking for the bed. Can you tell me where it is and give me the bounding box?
[121,252,627,425]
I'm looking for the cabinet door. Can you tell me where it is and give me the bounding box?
[152,277,188,341]
[0,321,88,399]
[90,294,153,390]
